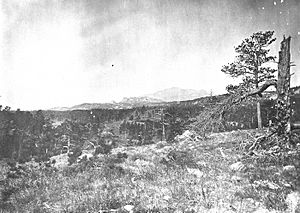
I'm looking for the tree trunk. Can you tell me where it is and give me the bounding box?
[161,109,166,141]
[276,36,291,138]
[162,122,165,141]
[254,57,262,129]
[17,134,23,161]
[257,102,262,129]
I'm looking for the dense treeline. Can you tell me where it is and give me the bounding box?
[1,92,299,163]
[0,109,109,162]
[224,99,277,130]
[0,109,44,160]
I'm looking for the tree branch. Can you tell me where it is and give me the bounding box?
[241,79,277,100]
[230,79,277,106]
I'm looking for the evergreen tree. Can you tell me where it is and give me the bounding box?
[221,31,277,128]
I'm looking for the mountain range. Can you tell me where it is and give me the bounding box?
[50,87,208,111]
[145,87,208,102]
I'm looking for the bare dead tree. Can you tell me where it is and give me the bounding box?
[275,36,292,138]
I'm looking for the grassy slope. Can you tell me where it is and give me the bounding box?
[1,130,299,213]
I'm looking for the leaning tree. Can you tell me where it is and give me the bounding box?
[221,31,277,129]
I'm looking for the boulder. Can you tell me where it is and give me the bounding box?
[186,167,204,178]
[175,130,198,142]
[231,175,243,183]
[123,205,134,213]
[253,180,280,190]
[77,150,94,162]
[49,153,69,169]
[283,165,296,172]
[229,162,246,172]
[156,140,169,149]
[286,191,300,213]
[253,207,277,213]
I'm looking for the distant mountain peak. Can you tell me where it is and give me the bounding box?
[145,87,208,102]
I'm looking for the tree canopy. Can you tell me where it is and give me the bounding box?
[222,31,277,94]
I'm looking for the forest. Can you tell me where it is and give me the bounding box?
[0,31,300,212]
[0,90,299,163]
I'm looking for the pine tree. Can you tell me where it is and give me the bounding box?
[221,31,277,128]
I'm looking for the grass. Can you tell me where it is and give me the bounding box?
[0,129,299,212]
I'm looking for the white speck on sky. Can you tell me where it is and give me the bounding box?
[274,1,277,6]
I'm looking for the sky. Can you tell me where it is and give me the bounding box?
[0,0,300,110]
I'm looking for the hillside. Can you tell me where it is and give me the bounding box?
[1,129,299,212]
[1,87,300,212]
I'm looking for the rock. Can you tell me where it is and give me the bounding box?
[283,165,296,172]
[123,205,134,212]
[82,141,96,150]
[151,155,163,164]
[49,153,69,169]
[135,159,154,168]
[229,162,245,172]
[253,207,277,213]
[286,191,300,213]
[288,151,298,155]
[266,182,280,190]
[163,195,171,201]
[196,161,207,167]
[117,152,128,159]
[156,141,169,149]
[186,167,204,178]
[269,145,280,152]
[101,131,114,138]
[231,175,243,183]
[77,153,93,162]
[0,161,10,180]
[281,180,292,188]
[77,150,94,162]
[175,130,198,142]
[253,180,280,190]
[177,130,192,139]
[207,207,235,213]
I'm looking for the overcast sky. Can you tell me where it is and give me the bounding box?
[0,0,300,110]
